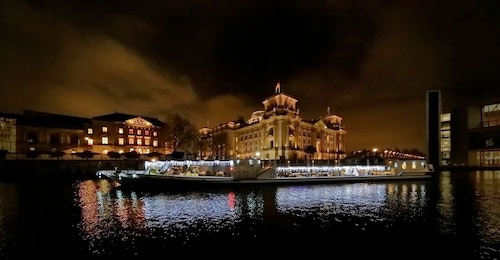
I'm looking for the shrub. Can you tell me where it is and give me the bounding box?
[77,150,95,159]
[123,151,139,159]
[26,151,39,159]
[50,151,65,158]
[107,151,122,159]
[0,150,8,160]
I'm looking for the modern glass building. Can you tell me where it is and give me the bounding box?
[440,98,500,167]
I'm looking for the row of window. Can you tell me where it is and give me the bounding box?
[478,150,500,166]
[482,103,500,127]
[87,137,159,147]
[236,131,338,142]
[87,127,158,137]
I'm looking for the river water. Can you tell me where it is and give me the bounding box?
[1,170,499,259]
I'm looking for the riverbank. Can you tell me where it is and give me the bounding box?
[436,165,500,171]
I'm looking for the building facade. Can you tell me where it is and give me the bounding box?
[440,97,500,167]
[15,110,88,154]
[86,113,166,155]
[12,110,167,156]
[0,112,18,153]
[199,86,347,162]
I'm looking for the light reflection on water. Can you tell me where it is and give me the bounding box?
[0,183,17,256]
[274,182,428,223]
[76,180,270,253]
[1,171,500,258]
[436,170,500,259]
[75,179,439,256]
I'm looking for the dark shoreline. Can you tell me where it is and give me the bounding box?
[436,165,500,171]
[0,159,144,181]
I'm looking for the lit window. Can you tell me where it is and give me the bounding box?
[153,140,158,147]
[128,128,134,135]
[102,137,108,144]
[129,138,134,145]
[153,131,157,137]
[137,129,142,135]
[102,126,108,133]
[87,128,93,134]
[145,139,150,145]
[137,138,142,145]
[118,138,124,145]
[118,128,124,134]
[145,130,150,136]
[87,139,93,145]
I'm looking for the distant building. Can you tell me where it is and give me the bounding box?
[426,90,442,168]
[13,110,167,156]
[88,113,166,154]
[0,112,18,153]
[15,110,89,154]
[199,84,347,162]
[440,97,500,167]
[440,112,451,166]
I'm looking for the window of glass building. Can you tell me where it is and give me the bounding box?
[482,103,500,127]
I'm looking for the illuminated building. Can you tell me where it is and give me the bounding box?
[85,113,166,155]
[13,110,166,156]
[199,84,347,161]
[440,113,451,166]
[0,112,18,153]
[440,97,500,167]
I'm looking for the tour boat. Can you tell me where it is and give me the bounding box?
[96,158,435,190]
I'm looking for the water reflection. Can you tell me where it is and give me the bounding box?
[275,182,429,221]
[77,181,433,229]
[0,183,18,259]
[435,170,500,259]
[1,170,498,257]
[75,179,437,255]
[474,171,500,245]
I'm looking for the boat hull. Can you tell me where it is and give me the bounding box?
[97,170,436,191]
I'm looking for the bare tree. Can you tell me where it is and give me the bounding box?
[305,145,317,165]
[163,113,199,153]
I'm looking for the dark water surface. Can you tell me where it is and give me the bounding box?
[1,170,500,259]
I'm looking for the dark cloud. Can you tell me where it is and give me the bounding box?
[1,0,499,152]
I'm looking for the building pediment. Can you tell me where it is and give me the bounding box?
[314,119,327,128]
[125,117,153,127]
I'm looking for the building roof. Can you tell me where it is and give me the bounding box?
[0,112,21,119]
[16,110,91,129]
[92,112,165,126]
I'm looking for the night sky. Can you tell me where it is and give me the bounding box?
[1,0,499,152]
